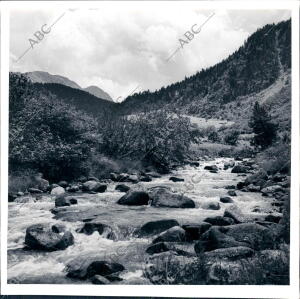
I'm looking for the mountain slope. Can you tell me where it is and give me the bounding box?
[33,83,116,117]
[25,71,113,102]
[26,71,81,90]
[120,19,291,125]
[83,85,113,102]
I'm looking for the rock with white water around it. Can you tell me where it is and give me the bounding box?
[51,186,65,196]
[152,226,186,244]
[231,165,248,173]
[169,176,184,182]
[261,185,283,195]
[14,196,36,204]
[55,195,77,207]
[227,190,237,196]
[137,219,180,237]
[25,223,74,251]
[65,257,125,279]
[115,184,130,192]
[220,196,233,203]
[149,187,195,208]
[204,165,218,171]
[77,222,116,240]
[82,181,107,193]
[223,205,248,223]
[202,201,220,210]
[117,191,150,206]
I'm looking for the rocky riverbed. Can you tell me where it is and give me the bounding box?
[7,158,289,285]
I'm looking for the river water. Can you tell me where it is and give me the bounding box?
[7,158,278,284]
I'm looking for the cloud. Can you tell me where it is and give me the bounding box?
[9,5,291,99]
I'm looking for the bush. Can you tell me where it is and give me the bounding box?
[256,143,290,175]
[98,111,195,173]
[224,130,240,145]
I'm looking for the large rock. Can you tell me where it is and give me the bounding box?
[28,188,43,194]
[115,184,130,192]
[65,257,125,279]
[204,216,235,226]
[58,181,69,188]
[231,165,248,173]
[227,190,237,196]
[152,226,186,244]
[223,205,248,223]
[36,178,50,192]
[204,165,218,171]
[202,201,220,210]
[146,242,194,256]
[223,161,235,170]
[146,172,162,178]
[182,222,212,241]
[117,191,150,206]
[261,185,283,195]
[203,246,254,260]
[77,222,116,240]
[169,176,184,182]
[195,226,249,253]
[51,186,65,196]
[149,187,195,208]
[82,181,107,193]
[222,223,276,250]
[55,195,77,207]
[25,223,74,251]
[137,219,179,237]
[220,196,233,203]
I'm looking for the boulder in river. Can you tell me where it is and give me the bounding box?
[194,226,250,253]
[117,191,150,206]
[169,176,184,182]
[77,222,116,240]
[182,222,212,241]
[202,201,220,210]
[137,219,180,237]
[67,185,80,193]
[58,181,69,188]
[203,246,254,261]
[146,171,162,178]
[220,196,233,203]
[223,161,235,170]
[152,226,186,244]
[82,181,107,193]
[55,195,77,207]
[51,186,65,196]
[65,257,125,279]
[231,165,248,173]
[204,165,218,172]
[223,205,248,223]
[25,223,74,251]
[115,184,130,192]
[227,190,237,197]
[149,187,195,208]
[14,196,36,204]
[204,216,235,226]
[261,185,283,195]
[221,223,276,250]
[140,175,152,182]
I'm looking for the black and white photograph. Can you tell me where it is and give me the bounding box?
[1,1,299,297]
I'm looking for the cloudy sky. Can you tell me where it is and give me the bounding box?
[9,3,290,101]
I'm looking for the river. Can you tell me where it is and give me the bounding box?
[7,158,276,284]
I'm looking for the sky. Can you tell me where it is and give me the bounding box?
[9,3,291,101]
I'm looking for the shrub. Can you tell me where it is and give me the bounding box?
[256,143,290,175]
[224,130,240,145]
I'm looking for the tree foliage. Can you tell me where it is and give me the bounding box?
[249,101,277,149]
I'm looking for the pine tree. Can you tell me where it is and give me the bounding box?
[249,101,277,149]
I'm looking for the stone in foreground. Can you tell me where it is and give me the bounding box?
[25,223,74,251]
